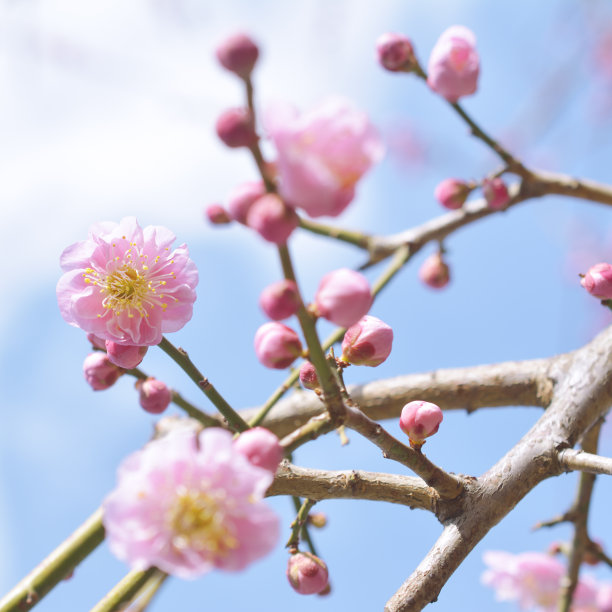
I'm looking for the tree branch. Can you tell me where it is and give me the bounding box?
[557,448,612,476]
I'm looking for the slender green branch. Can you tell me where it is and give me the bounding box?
[0,509,105,612]
[280,413,335,453]
[157,337,249,432]
[123,569,167,612]
[290,497,319,557]
[90,568,159,612]
[298,217,372,250]
[286,498,317,550]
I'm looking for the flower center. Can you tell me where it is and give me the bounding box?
[82,242,178,319]
[166,488,238,557]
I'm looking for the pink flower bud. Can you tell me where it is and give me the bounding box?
[400,401,443,443]
[246,194,299,244]
[376,33,416,72]
[204,204,232,225]
[254,322,303,369]
[215,108,257,148]
[434,178,472,210]
[83,352,122,391]
[581,263,612,299]
[482,177,510,210]
[341,315,393,367]
[287,552,329,595]
[427,26,479,103]
[299,361,320,390]
[87,333,106,350]
[215,33,259,78]
[233,427,283,473]
[137,378,172,414]
[419,253,450,289]
[313,268,372,328]
[259,280,300,321]
[227,180,266,224]
[105,341,148,370]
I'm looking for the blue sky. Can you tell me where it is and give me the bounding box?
[2,1,612,610]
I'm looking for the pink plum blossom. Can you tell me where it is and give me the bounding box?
[266,97,384,218]
[246,194,299,244]
[57,217,198,346]
[83,352,122,391]
[419,252,450,289]
[233,427,283,473]
[137,378,172,414]
[482,550,602,612]
[227,180,266,224]
[254,322,303,369]
[103,428,280,578]
[259,280,300,321]
[434,178,472,210]
[427,26,479,103]
[105,341,148,370]
[216,33,259,78]
[287,552,329,595]
[399,401,443,444]
[482,177,510,210]
[376,33,416,72]
[341,315,393,367]
[313,268,373,328]
[581,263,612,299]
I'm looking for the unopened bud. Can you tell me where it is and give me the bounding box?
[137,378,172,414]
[87,333,106,350]
[254,322,303,369]
[205,204,232,225]
[227,180,266,224]
[287,552,329,595]
[341,315,393,367]
[482,177,510,210]
[246,194,299,244]
[581,263,612,300]
[419,252,450,289]
[299,361,320,390]
[83,352,122,391]
[308,512,327,528]
[259,280,300,321]
[434,178,472,210]
[215,108,258,148]
[233,427,283,473]
[376,33,416,72]
[313,268,372,328]
[400,400,443,447]
[105,341,148,370]
[216,33,259,78]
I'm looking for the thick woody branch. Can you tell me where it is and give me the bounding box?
[267,462,436,512]
[385,324,612,611]
[239,356,562,438]
[557,449,612,476]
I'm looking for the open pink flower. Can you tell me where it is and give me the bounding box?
[57,217,198,346]
[103,428,279,578]
[266,97,384,218]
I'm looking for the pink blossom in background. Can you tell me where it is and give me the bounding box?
[259,279,300,321]
[233,427,283,473]
[482,176,510,210]
[266,97,384,218]
[215,32,259,79]
[434,178,472,210]
[204,204,232,225]
[57,217,198,346]
[312,268,373,328]
[246,193,299,244]
[419,252,450,289]
[427,26,479,103]
[376,32,416,73]
[103,428,279,578]
[341,315,393,367]
[254,321,303,369]
[83,352,122,390]
[215,107,258,148]
[227,181,266,224]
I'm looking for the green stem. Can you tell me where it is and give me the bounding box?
[298,217,372,251]
[277,245,345,424]
[291,497,319,557]
[157,337,249,432]
[123,569,167,612]
[286,498,317,550]
[0,509,105,612]
[89,568,158,612]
